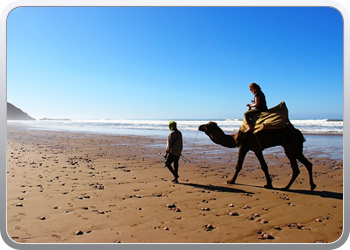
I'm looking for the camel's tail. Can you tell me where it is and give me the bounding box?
[287,121,306,143]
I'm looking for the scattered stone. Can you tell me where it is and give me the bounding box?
[40,216,46,220]
[260,219,268,224]
[172,208,181,212]
[14,203,23,207]
[166,204,176,208]
[287,223,303,229]
[201,207,210,211]
[258,232,274,240]
[229,212,239,216]
[75,231,84,236]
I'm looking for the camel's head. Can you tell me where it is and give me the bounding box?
[198,121,237,148]
[198,121,218,134]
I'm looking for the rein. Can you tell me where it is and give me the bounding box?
[181,130,199,163]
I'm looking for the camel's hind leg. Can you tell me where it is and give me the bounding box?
[298,153,316,191]
[255,151,273,189]
[282,148,300,191]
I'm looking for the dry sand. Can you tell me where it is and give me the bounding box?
[6,126,343,244]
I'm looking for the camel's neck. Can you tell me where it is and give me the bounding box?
[206,130,237,148]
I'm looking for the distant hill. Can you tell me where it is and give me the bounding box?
[7,102,36,120]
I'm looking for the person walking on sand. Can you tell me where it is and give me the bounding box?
[164,121,183,183]
[244,83,268,132]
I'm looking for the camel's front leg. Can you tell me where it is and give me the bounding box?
[255,151,273,189]
[227,147,248,184]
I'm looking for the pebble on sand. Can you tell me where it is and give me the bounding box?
[228,212,239,216]
[287,223,303,229]
[258,232,274,240]
[260,219,268,224]
[75,231,84,236]
[205,224,215,231]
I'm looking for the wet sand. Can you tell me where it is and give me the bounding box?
[6,125,343,244]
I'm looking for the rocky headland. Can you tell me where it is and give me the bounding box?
[7,102,35,120]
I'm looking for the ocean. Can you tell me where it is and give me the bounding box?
[6,118,343,135]
[7,118,343,160]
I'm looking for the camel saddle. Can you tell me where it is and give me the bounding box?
[240,101,291,134]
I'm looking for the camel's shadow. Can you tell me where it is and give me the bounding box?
[285,189,343,200]
[233,183,343,200]
[179,182,253,195]
[179,182,342,200]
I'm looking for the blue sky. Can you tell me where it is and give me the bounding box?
[7,7,343,120]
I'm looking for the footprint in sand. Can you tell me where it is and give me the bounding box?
[13,213,26,221]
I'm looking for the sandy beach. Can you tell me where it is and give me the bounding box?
[6,125,343,244]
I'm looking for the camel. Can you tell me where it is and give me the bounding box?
[198,121,316,191]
